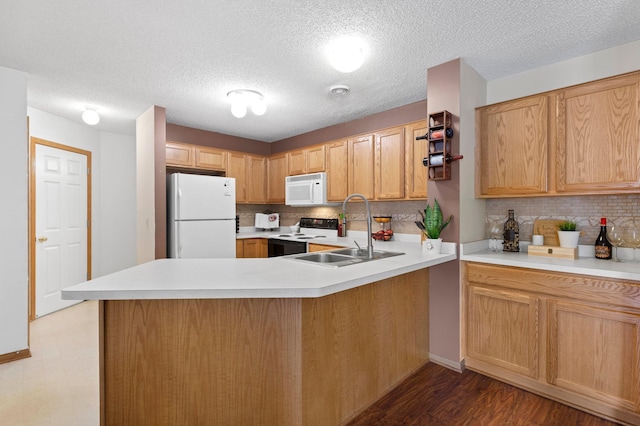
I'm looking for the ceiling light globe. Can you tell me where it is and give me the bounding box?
[251,98,267,116]
[328,38,365,73]
[231,102,247,118]
[82,109,100,125]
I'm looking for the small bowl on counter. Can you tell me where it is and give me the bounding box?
[372,216,393,241]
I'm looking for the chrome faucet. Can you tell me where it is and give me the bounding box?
[342,193,374,259]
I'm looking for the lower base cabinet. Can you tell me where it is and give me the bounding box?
[463,262,640,425]
[238,238,268,258]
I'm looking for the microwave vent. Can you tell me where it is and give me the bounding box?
[287,173,324,182]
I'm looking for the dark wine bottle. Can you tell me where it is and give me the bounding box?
[594,217,612,259]
[503,209,519,252]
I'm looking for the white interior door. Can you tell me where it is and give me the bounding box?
[35,143,89,317]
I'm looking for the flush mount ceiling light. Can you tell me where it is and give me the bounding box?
[82,108,100,125]
[227,90,267,118]
[330,85,350,95]
[327,37,366,73]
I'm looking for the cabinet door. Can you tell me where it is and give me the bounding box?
[195,146,227,171]
[287,150,306,176]
[325,139,349,202]
[467,285,539,378]
[246,155,266,204]
[375,126,405,199]
[556,73,640,193]
[227,152,247,203]
[166,142,195,167]
[267,153,288,203]
[235,239,244,258]
[405,120,428,199]
[476,95,548,197]
[306,145,326,173]
[242,238,267,258]
[547,300,640,412]
[348,135,375,199]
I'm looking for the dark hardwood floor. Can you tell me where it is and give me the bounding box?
[347,362,622,426]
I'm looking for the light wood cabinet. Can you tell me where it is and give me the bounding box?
[267,153,288,203]
[463,262,640,425]
[547,300,639,413]
[325,139,349,202]
[241,238,268,258]
[307,243,342,252]
[166,142,227,171]
[195,146,226,170]
[476,94,549,197]
[166,141,195,168]
[467,285,539,378]
[288,145,326,176]
[245,155,266,204]
[476,71,640,198]
[374,126,405,199]
[226,151,247,203]
[404,120,428,199]
[555,72,640,193]
[235,239,244,258]
[348,134,375,199]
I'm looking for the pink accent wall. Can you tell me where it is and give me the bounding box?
[271,100,427,153]
[166,124,271,156]
[154,106,167,259]
[426,59,463,365]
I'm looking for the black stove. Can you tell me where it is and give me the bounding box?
[268,218,338,257]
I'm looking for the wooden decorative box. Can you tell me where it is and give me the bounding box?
[528,245,578,259]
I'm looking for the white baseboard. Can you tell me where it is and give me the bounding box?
[429,353,465,373]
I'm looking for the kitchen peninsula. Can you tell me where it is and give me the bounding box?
[62,240,455,426]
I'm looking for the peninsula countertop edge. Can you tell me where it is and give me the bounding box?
[62,241,456,300]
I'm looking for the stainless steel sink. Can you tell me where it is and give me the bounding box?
[286,248,404,267]
[330,248,404,260]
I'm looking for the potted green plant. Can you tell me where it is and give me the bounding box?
[422,199,452,254]
[557,220,580,248]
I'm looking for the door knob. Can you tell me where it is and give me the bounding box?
[37,236,48,243]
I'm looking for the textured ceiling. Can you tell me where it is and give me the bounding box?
[1,0,639,142]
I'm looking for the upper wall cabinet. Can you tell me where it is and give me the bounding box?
[374,126,405,200]
[555,72,640,193]
[267,153,288,203]
[166,141,196,168]
[476,95,549,197]
[195,146,226,170]
[404,120,429,199]
[287,145,325,176]
[476,71,640,198]
[325,139,349,202]
[166,141,226,172]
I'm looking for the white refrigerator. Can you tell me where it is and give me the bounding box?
[168,173,236,258]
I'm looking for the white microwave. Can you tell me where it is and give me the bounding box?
[285,172,330,206]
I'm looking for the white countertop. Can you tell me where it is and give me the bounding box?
[460,240,640,282]
[62,235,456,300]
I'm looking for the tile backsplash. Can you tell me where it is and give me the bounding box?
[487,194,640,244]
[236,200,429,235]
[237,193,640,245]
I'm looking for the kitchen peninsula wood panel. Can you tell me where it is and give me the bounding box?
[99,269,429,426]
[555,72,640,193]
[463,262,640,425]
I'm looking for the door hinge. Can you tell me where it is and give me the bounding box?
[87,167,90,175]
[87,220,90,228]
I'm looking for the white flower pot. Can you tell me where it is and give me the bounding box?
[423,238,443,254]
[557,231,580,248]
